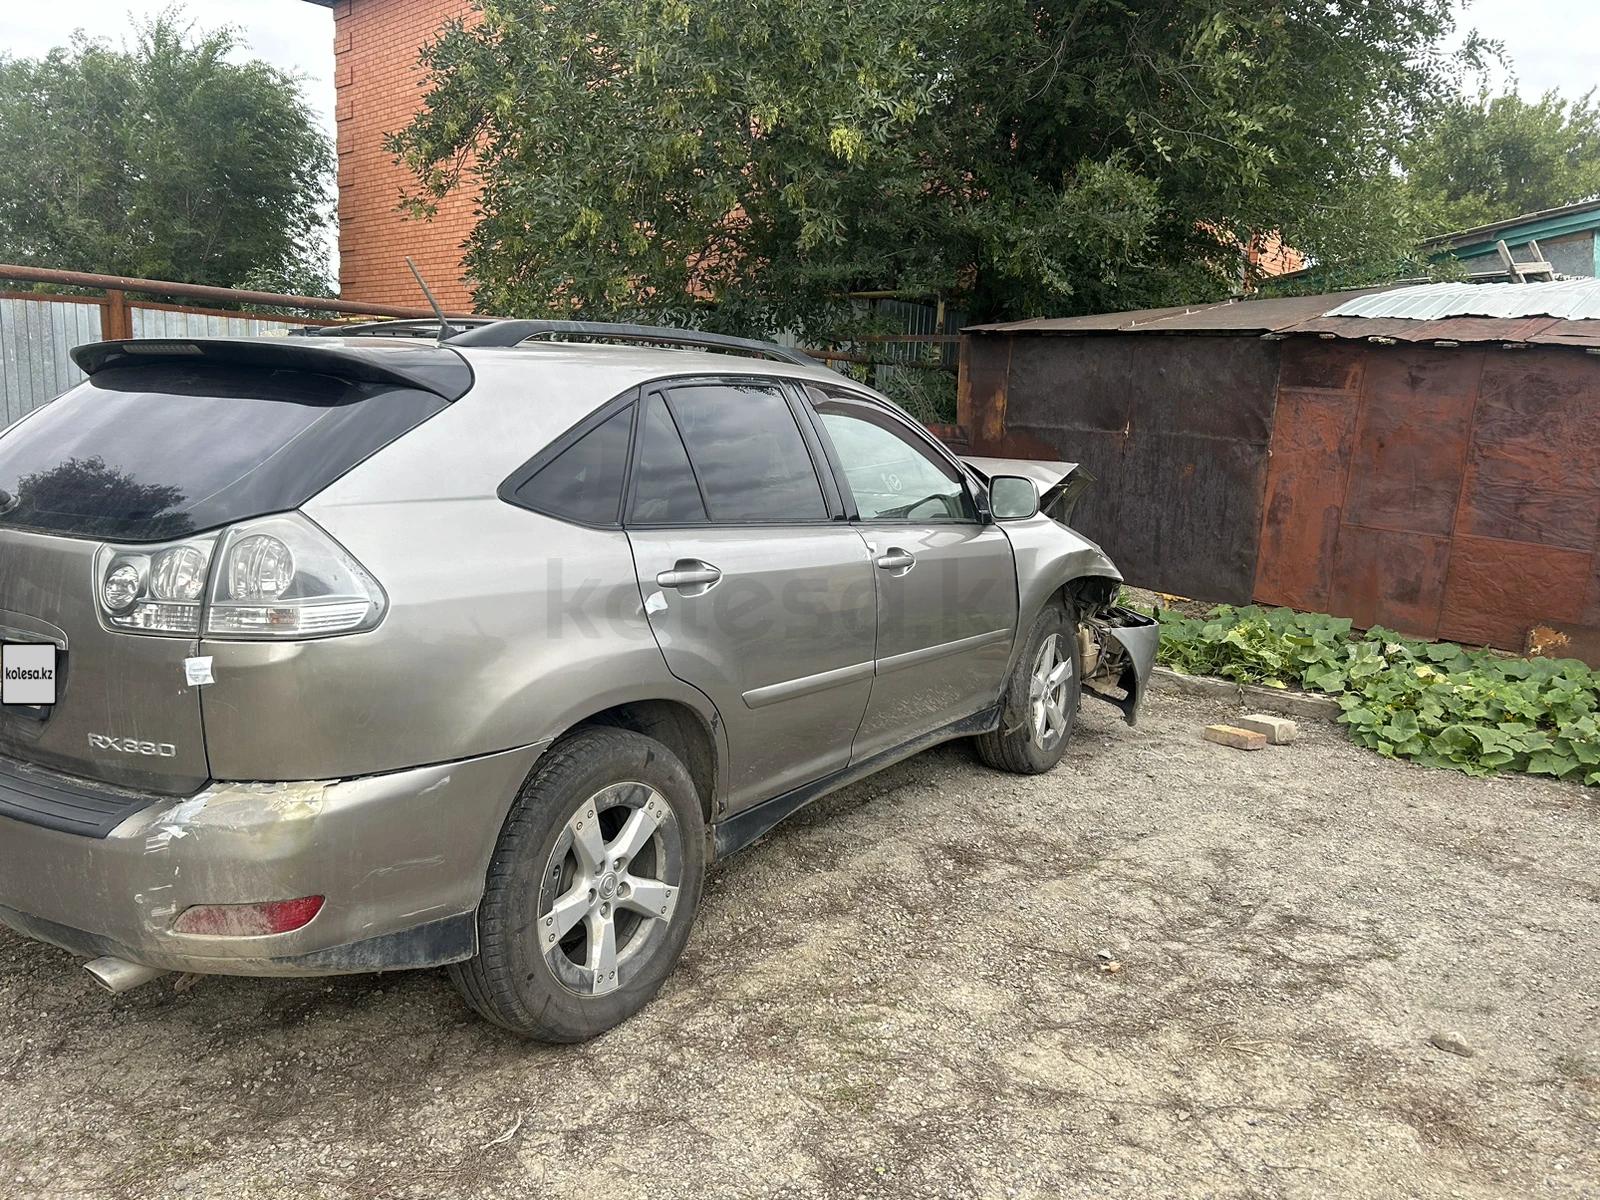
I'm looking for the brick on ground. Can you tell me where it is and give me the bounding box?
[1236,714,1299,745]
[1203,724,1268,751]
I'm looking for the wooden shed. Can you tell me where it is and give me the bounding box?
[957,282,1600,657]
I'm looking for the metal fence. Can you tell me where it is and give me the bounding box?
[0,295,332,425]
[0,264,459,427]
[0,265,966,426]
[0,295,101,426]
[130,305,318,340]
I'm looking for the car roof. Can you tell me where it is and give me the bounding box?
[450,340,851,389]
[442,340,870,421]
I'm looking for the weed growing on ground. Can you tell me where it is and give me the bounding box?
[1145,603,1600,786]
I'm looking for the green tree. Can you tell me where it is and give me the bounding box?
[392,0,1481,333]
[1400,89,1600,234]
[0,11,334,291]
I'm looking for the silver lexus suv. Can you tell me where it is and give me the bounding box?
[0,320,1155,1040]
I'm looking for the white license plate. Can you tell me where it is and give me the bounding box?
[2,642,57,706]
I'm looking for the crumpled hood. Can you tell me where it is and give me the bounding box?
[960,456,1077,490]
[960,456,1094,524]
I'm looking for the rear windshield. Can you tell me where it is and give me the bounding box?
[0,364,447,541]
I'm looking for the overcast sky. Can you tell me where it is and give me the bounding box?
[2,1,1597,138]
[1,2,338,138]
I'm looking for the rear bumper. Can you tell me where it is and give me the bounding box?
[0,742,545,976]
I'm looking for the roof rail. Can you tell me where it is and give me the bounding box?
[443,319,819,367]
[290,317,500,340]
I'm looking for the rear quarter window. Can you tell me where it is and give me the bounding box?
[0,364,447,541]
[508,403,635,526]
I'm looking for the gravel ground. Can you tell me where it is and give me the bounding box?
[0,690,1596,1200]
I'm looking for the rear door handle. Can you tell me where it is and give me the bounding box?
[655,560,722,594]
[874,548,915,574]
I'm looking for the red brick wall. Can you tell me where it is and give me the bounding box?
[330,0,479,310]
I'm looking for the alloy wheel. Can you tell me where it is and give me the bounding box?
[1028,633,1075,750]
[536,782,683,997]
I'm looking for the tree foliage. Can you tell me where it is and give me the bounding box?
[393,0,1478,333]
[1400,89,1600,235]
[0,12,334,291]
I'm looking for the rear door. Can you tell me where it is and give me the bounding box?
[0,358,446,795]
[805,391,1018,759]
[1,528,208,794]
[624,379,876,814]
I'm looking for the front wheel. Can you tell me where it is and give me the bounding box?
[975,600,1081,774]
[449,727,706,1041]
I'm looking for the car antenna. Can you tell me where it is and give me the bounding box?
[405,256,458,343]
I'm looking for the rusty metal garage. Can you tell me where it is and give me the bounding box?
[957,282,1600,655]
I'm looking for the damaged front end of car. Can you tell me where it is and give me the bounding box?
[1071,577,1161,726]
[963,455,1160,726]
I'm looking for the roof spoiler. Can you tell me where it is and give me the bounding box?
[69,338,476,401]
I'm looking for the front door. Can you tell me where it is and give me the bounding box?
[625,381,877,814]
[805,392,1018,760]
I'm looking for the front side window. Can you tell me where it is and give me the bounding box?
[811,397,976,522]
[663,384,826,522]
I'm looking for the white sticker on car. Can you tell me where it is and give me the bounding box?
[2,643,57,706]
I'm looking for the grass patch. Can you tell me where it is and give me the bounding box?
[1144,603,1600,787]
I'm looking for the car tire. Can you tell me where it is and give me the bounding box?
[449,726,706,1041]
[975,598,1081,775]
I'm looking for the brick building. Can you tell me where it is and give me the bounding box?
[304,0,480,310]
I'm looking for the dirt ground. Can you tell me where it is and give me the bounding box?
[0,689,1596,1200]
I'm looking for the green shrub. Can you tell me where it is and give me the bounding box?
[1148,604,1600,786]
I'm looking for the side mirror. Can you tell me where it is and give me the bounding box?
[988,475,1039,521]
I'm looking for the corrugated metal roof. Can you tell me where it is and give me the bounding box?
[1290,314,1582,345]
[1324,279,1600,321]
[966,279,1600,349]
[967,288,1388,336]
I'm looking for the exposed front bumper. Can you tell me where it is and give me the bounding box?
[1085,606,1160,725]
[0,742,545,976]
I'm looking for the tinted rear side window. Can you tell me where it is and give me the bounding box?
[512,404,634,526]
[0,364,446,541]
[664,384,825,521]
[630,393,706,523]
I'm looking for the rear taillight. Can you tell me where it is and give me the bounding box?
[96,536,219,635]
[206,514,386,638]
[95,512,386,640]
[171,896,325,937]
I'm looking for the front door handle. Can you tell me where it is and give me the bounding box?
[874,548,915,574]
[656,559,722,594]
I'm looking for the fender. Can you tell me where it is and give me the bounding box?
[994,512,1123,674]
[969,457,1159,727]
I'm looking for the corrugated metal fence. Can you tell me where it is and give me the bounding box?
[0,296,101,426]
[130,307,314,340]
[0,269,966,427]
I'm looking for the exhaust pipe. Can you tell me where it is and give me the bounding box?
[84,956,170,995]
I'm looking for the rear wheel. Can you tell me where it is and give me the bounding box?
[975,599,1081,774]
[449,727,706,1041]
